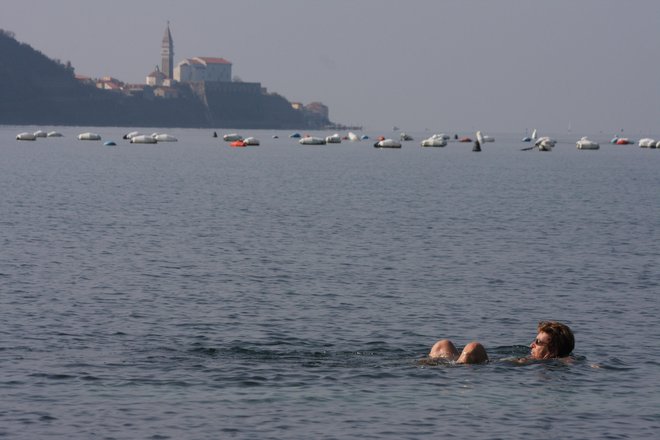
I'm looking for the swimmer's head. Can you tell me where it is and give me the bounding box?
[530,321,574,359]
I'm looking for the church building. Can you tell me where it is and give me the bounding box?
[145,23,175,87]
[161,22,174,79]
[174,57,232,83]
[146,23,233,85]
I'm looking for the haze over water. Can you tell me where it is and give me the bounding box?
[2,0,660,133]
[1,126,659,438]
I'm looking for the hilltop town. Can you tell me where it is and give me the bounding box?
[0,25,342,129]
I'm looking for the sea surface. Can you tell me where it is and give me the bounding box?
[1,125,659,439]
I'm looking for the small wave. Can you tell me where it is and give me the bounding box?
[588,357,636,371]
[189,346,220,356]
[28,373,76,380]
[79,375,102,381]
[183,341,413,371]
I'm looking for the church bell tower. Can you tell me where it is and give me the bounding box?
[161,22,174,79]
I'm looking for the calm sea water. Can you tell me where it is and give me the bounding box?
[1,126,659,439]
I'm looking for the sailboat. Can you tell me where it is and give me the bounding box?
[473,131,484,151]
[521,129,554,151]
[522,128,537,142]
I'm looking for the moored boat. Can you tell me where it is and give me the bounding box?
[325,133,342,144]
[152,133,178,142]
[223,133,243,142]
[421,134,447,147]
[576,136,600,150]
[374,138,402,148]
[535,136,556,151]
[78,132,102,141]
[16,132,37,141]
[130,134,157,144]
[611,136,633,145]
[522,129,537,142]
[638,138,656,148]
[299,136,326,145]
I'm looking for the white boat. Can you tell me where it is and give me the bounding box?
[123,131,142,140]
[243,137,260,146]
[535,136,556,151]
[130,134,157,144]
[299,136,326,145]
[152,133,178,142]
[421,134,447,147]
[576,136,600,150]
[482,135,495,142]
[472,131,485,152]
[325,133,342,143]
[476,131,485,145]
[78,132,101,141]
[347,132,360,142]
[16,132,37,141]
[223,133,243,142]
[638,138,656,148]
[400,132,414,141]
[374,138,402,148]
[33,130,47,138]
[47,131,63,137]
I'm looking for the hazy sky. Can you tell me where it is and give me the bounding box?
[2,0,659,134]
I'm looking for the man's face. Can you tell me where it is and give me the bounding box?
[530,331,554,359]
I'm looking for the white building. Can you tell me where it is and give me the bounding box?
[146,66,166,86]
[174,57,232,83]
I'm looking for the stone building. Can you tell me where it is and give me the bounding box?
[174,57,232,83]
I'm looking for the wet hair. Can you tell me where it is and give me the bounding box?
[538,321,575,357]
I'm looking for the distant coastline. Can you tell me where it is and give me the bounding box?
[0,29,344,130]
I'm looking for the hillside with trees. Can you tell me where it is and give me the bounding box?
[0,30,330,129]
